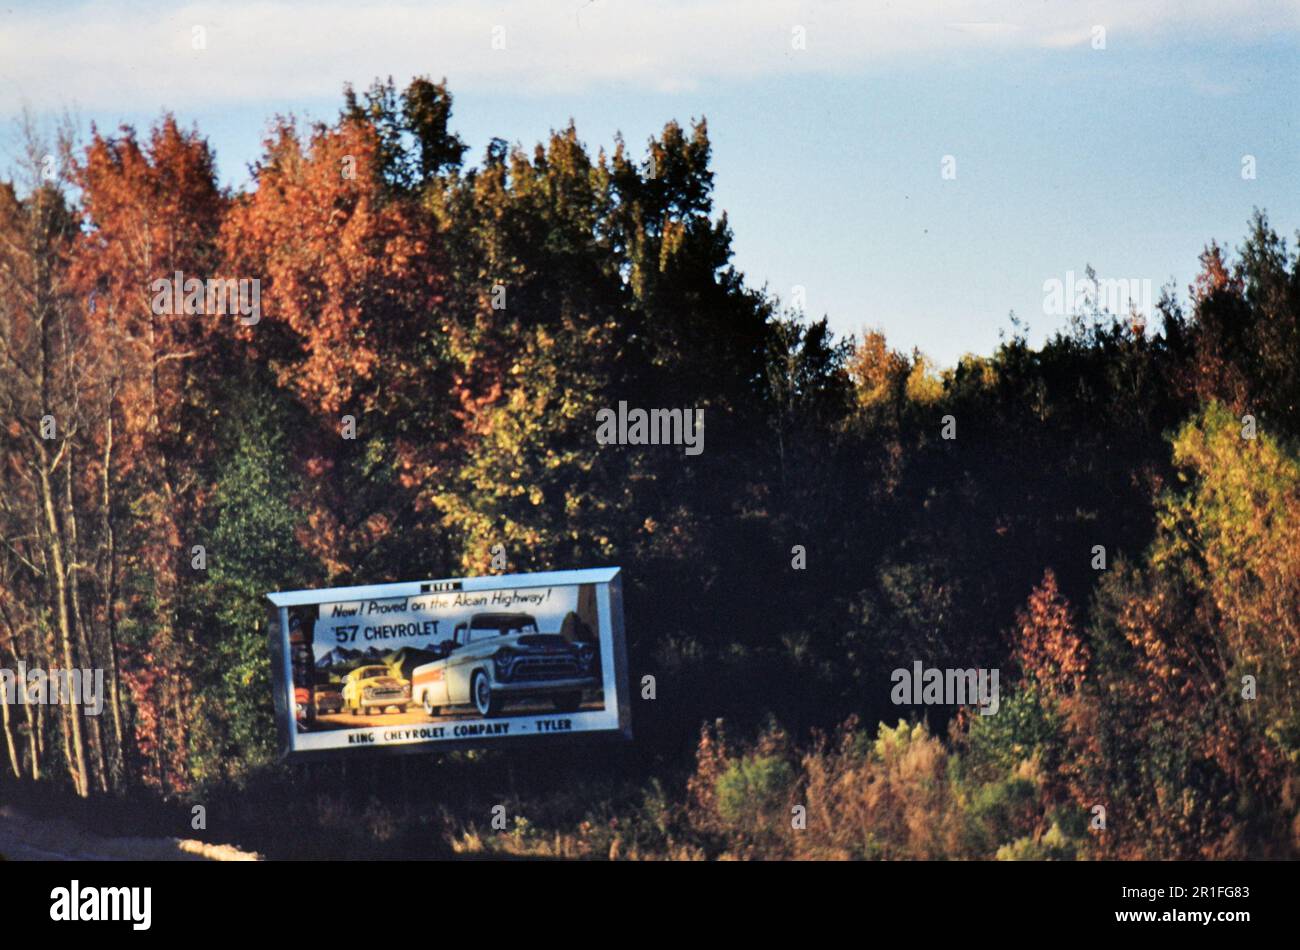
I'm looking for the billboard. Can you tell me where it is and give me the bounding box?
[266,568,629,757]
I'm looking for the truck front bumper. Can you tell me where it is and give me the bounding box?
[493,676,596,694]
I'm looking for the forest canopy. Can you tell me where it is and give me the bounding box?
[1,77,1297,859]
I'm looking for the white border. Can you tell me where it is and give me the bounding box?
[267,567,620,608]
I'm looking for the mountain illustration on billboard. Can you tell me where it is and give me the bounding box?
[388,645,441,680]
[315,646,365,669]
[314,644,439,678]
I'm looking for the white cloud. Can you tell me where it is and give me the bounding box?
[1,0,1296,112]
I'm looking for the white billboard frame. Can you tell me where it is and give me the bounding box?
[266,567,630,759]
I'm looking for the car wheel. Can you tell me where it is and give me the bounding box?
[472,671,501,717]
[553,692,583,713]
[422,694,439,717]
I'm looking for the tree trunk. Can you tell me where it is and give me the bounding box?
[36,436,89,797]
[0,671,20,779]
[62,439,109,793]
[100,406,127,784]
[30,697,43,780]
[0,606,28,779]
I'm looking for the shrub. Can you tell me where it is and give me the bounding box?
[996,822,1079,861]
[715,755,794,827]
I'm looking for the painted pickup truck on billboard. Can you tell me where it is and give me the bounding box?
[411,611,599,718]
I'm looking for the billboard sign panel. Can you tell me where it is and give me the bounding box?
[266,567,629,757]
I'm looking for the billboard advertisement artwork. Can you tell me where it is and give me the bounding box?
[266,568,629,757]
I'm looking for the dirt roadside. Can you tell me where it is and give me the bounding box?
[0,805,261,861]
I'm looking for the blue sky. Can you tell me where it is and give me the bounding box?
[2,1,1297,365]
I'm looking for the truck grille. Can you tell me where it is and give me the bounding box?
[510,655,581,681]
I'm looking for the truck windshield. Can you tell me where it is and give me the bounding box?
[470,621,538,637]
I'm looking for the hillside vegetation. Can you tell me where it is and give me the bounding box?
[1,79,1298,859]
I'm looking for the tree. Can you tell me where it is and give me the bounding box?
[222,111,454,584]
[71,114,228,791]
[0,119,102,795]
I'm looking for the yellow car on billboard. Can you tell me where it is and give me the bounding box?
[341,664,411,715]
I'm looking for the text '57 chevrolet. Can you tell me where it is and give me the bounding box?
[411,612,598,718]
